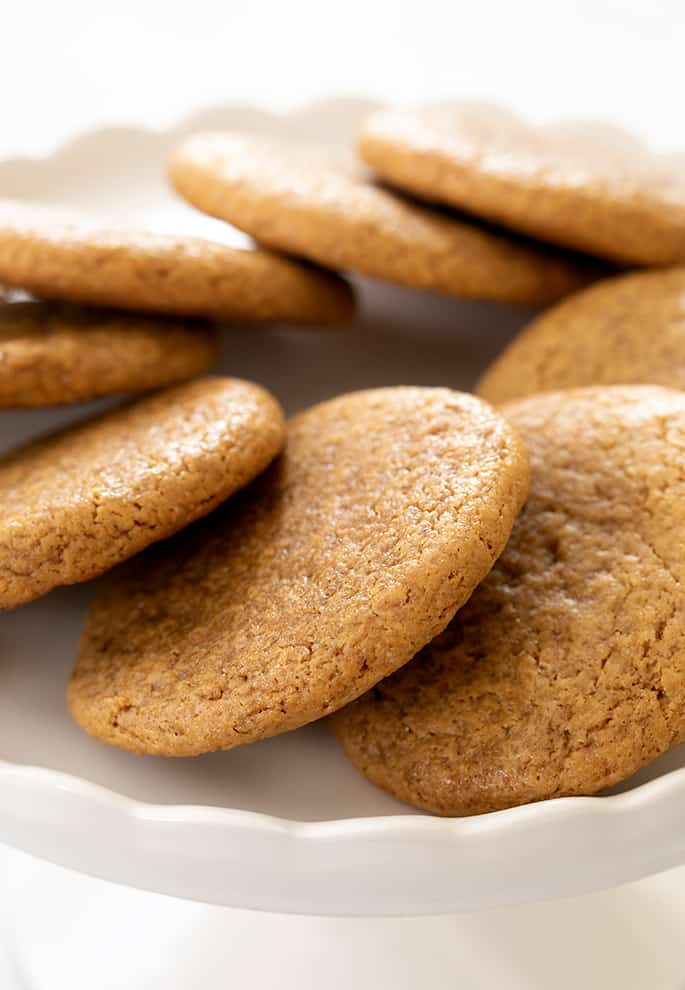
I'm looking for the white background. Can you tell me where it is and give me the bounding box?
[2,1,685,987]
[2,0,685,157]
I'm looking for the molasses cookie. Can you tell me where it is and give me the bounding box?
[334,386,685,815]
[359,106,685,265]
[478,268,685,403]
[0,200,354,323]
[170,132,597,306]
[0,377,284,607]
[69,386,529,755]
[0,300,220,407]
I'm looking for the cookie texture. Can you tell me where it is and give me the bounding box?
[0,200,354,324]
[478,268,685,403]
[169,132,598,306]
[0,377,285,608]
[0,300,220,407]
[359,106,685,265]
[334,386,685,815]
[68,387,529,756]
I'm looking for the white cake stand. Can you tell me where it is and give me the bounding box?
[1,102,684,942]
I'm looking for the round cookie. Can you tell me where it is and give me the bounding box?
[359,106,685,265]
[0,200,354,324]
[333,386,685,816]
[0,300,221,407]
[169,132,598,307]
[0,377,285,608]
[477,268,685,403]
[68,386,529,756]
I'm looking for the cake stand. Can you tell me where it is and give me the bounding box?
[0,101,684,934]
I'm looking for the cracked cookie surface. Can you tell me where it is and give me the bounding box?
[68,386,528,756]
[0,200,354,324]
[0,300,220,407]
[0,377,285,607]
[333,386,685,815]
[359,106,685,265]
[169,132,597,306]
[477,268,685,403]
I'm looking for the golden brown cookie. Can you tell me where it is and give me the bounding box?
[477,268,685,403]
[334,385,685,816]
[169,132,598,306]
[0,300,220,407]
[0,377,285,608]
[0,200,354,324]
[68,387,529,756]
[359,106,685,265]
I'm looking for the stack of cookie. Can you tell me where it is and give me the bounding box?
[4,102,685,818]
[0,200,352,604]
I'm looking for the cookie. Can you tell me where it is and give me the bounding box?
[0,200,354,324]
[0,299,220,407]
[169,132,598,306]
[0,377,284,608]
[359,106,685,265]
[334,386,685,815]
[68,386,529,756]
[477,268,685,403]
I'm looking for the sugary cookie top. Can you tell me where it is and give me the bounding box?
[0,300,220,406]
[170,132,597,306]
[69,386,529,755]
[0,377,285,607]
[334,385,685,815]
[0,200,354,323]
[360,106,685,264]
[478,268,685,403]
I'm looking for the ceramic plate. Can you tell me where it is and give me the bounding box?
[1,100,684,916]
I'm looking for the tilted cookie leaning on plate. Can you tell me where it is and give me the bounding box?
[68,387,528,755]
[358,104,685,265]
[169,131,600,306]
[334,386,685,814]
[0,300,221,407]
[0,378,286,608]
[0,199,355,324]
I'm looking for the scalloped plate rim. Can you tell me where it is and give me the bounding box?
[3,756,685,835]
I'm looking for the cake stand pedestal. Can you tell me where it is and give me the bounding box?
[2,845,685,990]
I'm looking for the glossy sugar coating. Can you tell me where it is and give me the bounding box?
[359,106,685,265]
[0,200,354,324]
[0,377,285,607]
[334,386,685,815]
[478,268,685,403]
[69,386,529,756]
[0,300,221,407]
[169,132,598,306]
